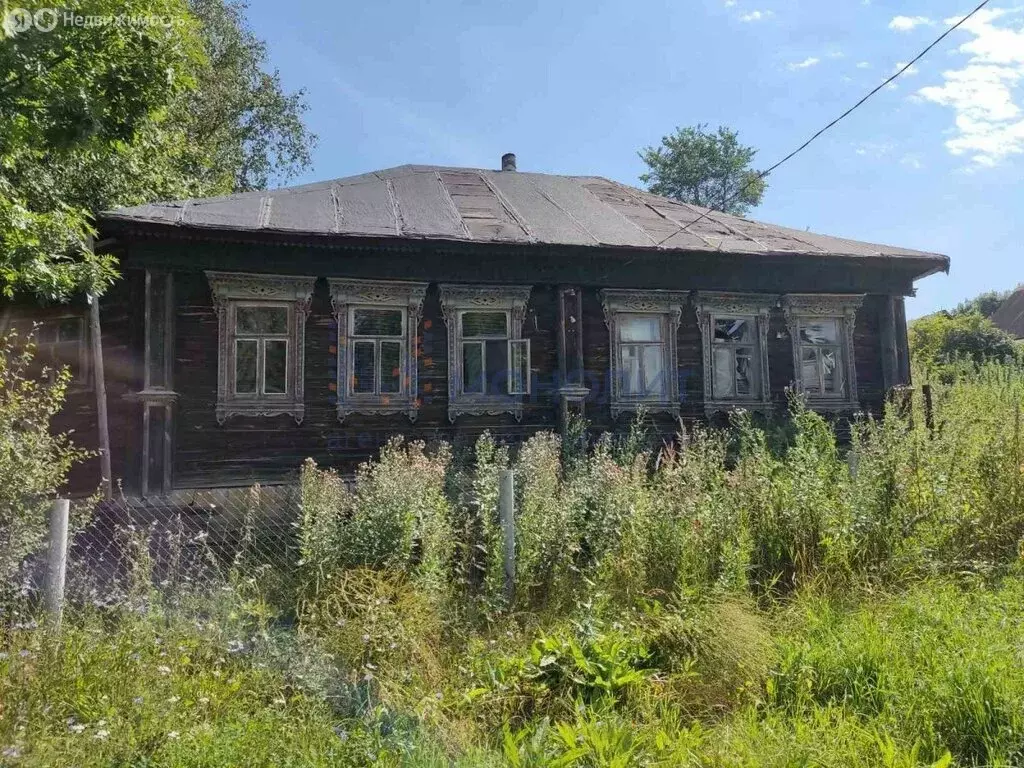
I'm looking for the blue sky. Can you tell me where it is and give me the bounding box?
[243,0,1023,318]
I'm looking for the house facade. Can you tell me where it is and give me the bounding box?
[6,159,948,495]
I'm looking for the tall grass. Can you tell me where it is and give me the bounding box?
[7,363,1024,765]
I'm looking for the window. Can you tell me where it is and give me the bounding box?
[695,293,772,413]
[207,271,316,424]
[440,284,532,421]
[617,314,667,398]
[329,279,427,421]
[783,294,864,408]
[601,289,686,417]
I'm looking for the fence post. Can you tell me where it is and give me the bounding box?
[45,498,70,629]
[499,470,515,604]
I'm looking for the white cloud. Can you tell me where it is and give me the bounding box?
[889,15,934,32]
[901,154,925,169]
[917,8,1024,166]
[739,9,772,22]
[723,0,737,6]
[854,140,896,157]
[856,61,871,69]
[788,57,821,70]
[894,61,920,75]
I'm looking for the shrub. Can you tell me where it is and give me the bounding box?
[0,331,88,602]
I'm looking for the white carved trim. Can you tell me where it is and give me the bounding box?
[783,293,864,409]
[328,278,428,422]
[206,272,315,424]
[695,292,774,415]
[439,283,531,422]
[600,289,686,418]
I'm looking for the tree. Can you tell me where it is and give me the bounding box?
[1,0,316,302]
[639,124,767,216]
[909,311,1019,371]
[1,0,205,300]
[952,288,1014,318]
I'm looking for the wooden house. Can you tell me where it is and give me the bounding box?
[6,156,948,495]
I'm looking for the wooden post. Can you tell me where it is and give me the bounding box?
[45,499,70,628]
[88,293,112,500]
[880,296,899,393]
[499,469,515,604]
[922,383,935,436]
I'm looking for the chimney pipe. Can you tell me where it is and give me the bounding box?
[501,153,516,172]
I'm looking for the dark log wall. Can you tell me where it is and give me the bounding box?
[5,235,920,492]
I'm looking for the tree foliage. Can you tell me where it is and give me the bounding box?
[909,311,1020,372]
[0,0,315,302]
[639,124,766,216]
[951,288,1018,319]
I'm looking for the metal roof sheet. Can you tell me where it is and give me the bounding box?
[100,164,948,266]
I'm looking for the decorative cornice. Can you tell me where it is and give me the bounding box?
[600,289,687,328]
[438,283,531,313]
[327,278,427,314]
[206,271,316,305]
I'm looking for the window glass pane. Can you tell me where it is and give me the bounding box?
[822,348,840,393]
[643,344,667,397]
[264,340,288,394]
[56,317,83,343]
[235,339,258,394]
[736,349,754,396]
[509,339,529,395]
[237,306,288,334]
[713,347,735,398]
[619,315,662,343]
[353,309,403,337]
[463,342,484,393]
[620,345,642,395]
[714,317,754,343]
[485,339,506,394]
[353,341,376,394]
[800,319,838,345]
[801,347,820,394]
[380,341,401,393]
[462,312,507,337]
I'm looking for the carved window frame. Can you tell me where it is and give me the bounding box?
[783,294,864,409]
[328,278,427,422]
[695,292,773,415]
[439,283,531,422]
[206,271,315,424]
[601,289,686,418]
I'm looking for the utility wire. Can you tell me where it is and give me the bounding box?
[677,0,992,234]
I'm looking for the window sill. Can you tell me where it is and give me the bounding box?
[216,399,305,425]
[703,399,773,416]
[338,396,419,422]
[449,396,524,422]
[610,400,679,419]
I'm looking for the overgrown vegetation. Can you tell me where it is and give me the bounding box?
[7,357,1024,765]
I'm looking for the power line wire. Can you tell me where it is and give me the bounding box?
[677,0,992,234]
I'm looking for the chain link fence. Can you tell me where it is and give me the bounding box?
[23,484,304,613]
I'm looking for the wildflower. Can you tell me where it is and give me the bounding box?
[18,650,30,659]
[157,665,172,675]
[167,696,180,704]
[94,730,110,741]
[434,691,443,700]
[167,731,180,740]
[226,640,245,654]
[132,697,144,706]
[0,652,8,660]
[69,724,86,734]
[361,633,371,644]
[199,697,210,705]
[273,698,285,705]
[333,726,348,743]
[2,746,21,759]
